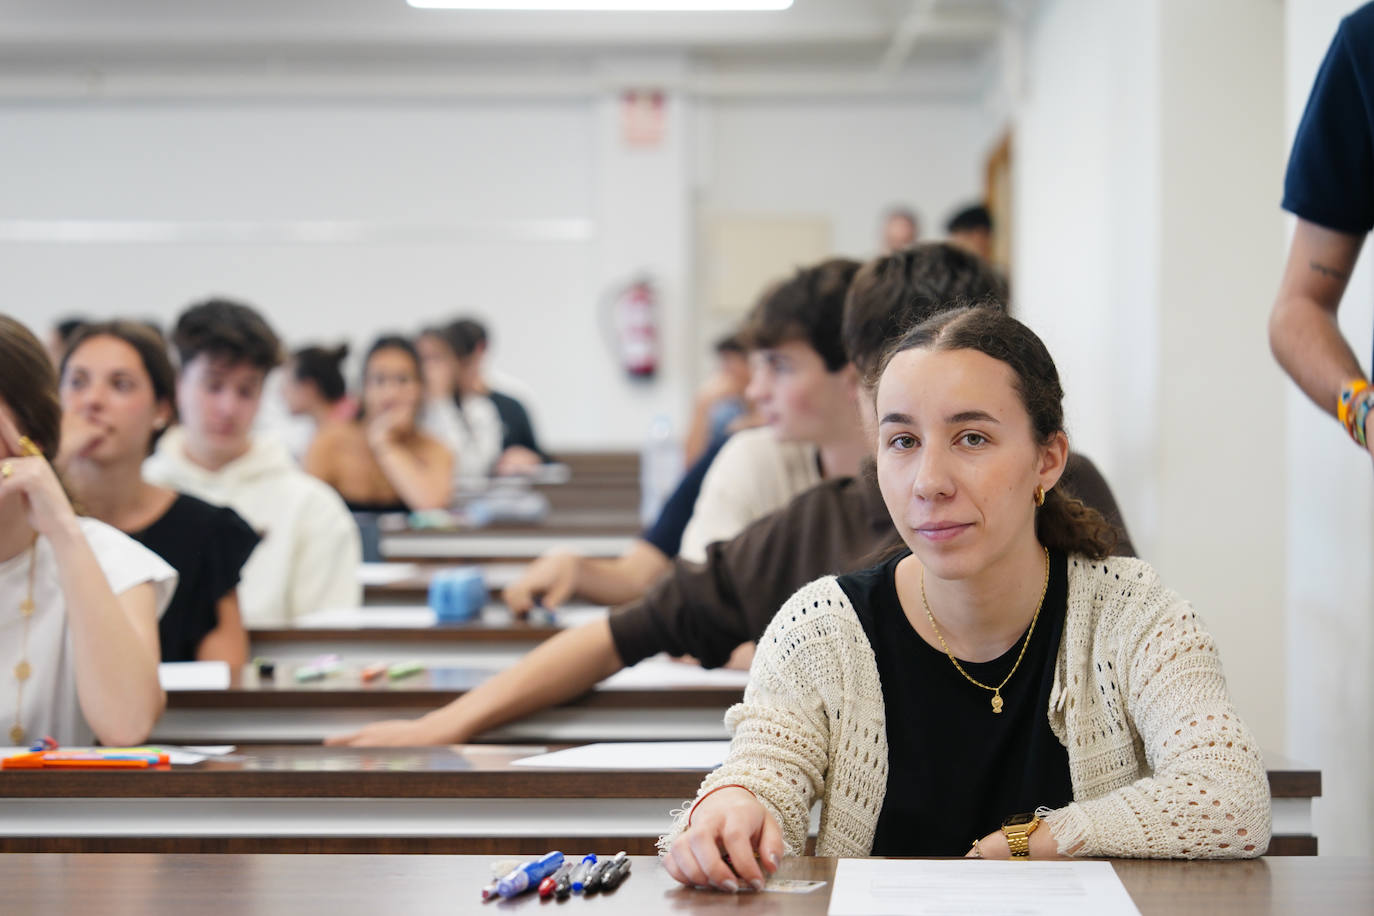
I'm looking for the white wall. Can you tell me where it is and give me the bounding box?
[1013,0,1288,766]
[1282,0,1374,856]
[0,93,986,450]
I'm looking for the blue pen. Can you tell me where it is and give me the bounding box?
[569,853,597,893]
[496,851,563,898]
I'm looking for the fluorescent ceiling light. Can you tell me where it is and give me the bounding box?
[408,1,794,10]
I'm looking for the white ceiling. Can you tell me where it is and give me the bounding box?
[0,0,1023,99]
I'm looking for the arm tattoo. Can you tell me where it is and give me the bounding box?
[1310,260,1350,281]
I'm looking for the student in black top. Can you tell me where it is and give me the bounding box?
[57,321,258,664]
[840,547,1073,856]
[446,319,551,472]
[1270,2,1374,464]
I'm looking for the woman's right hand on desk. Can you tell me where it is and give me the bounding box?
[662,787,783,893]
[325,716,454,747]
[503,549,579,616]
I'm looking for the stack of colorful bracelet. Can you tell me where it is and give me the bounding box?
[1338,379,1373,449]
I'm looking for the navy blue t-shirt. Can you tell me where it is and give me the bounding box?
[1283,2,1374,361]
[641,431,730,558]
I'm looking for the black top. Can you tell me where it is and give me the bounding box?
[641,431,730,557]
[130,494,260,663]
[1282,2,1374,361]
[836,548,1074,857]
[487,391,550,462]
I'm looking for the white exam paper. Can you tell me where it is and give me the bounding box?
[157,661,230,691]
[600,655,751,690]
[827,859,1140,916]
[356,563,421,586]
[511,741,730,770]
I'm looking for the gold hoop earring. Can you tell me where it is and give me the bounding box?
[1034,485,1046,507]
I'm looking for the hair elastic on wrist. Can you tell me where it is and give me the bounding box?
[686,783,756,828]
[1338,380,1372,446]
[1352,390,1373,449]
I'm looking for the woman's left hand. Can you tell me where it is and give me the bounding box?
[366,407,407,451]
[0,411,78,538]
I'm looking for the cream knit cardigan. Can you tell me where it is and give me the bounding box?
[661,555,1272,859]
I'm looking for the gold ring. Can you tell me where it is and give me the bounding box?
[17,436,42,458]
[1,461,12,479]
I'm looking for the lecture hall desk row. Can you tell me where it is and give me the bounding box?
[5,854,1368,915]
[0,745,1320,857]
[152,659,748,745]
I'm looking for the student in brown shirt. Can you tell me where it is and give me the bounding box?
[328,243,1134,746]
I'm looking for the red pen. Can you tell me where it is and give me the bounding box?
[538,863,573,898]
[361,663,387,682]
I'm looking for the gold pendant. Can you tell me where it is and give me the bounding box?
[9,724,23,744]
[18,598,33,618]
[14,661,30,682]
[991,693,1004,714]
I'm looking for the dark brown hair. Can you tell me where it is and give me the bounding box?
[291,343,349,403]
[878,306,1117,559]
[743,257,861,371]
[845,242,1009,383]
[0,315,62,461]
[171,298,282,373]
[61,320,180,453]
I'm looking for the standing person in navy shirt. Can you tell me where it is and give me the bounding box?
[1270,2,1374,464]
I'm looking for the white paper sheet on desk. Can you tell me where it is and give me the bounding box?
[356,562,421,586]
[158,661,230,691]
[827,859,1140,916]
[600,654,752,690]
[511,741,730,770]
[297,606,439,628]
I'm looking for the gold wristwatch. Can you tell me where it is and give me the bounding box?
[1001,812,1041,858]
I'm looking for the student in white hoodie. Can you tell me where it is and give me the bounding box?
[144,299,361,626]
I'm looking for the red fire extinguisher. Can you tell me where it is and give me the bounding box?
[606,276,659,380]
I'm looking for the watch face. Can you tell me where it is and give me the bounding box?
[1003,812,1036,828]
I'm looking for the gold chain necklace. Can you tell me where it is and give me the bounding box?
[919,546,1050,714]
[10,539,36,745]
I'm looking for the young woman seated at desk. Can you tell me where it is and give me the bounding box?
[0,316,176,746]
[662,307,1271,891]
[306,336,453,513]
[58,321,258,666]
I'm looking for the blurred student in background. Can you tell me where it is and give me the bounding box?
[502,258,865,616]
[881,205,920,254]
[681,332,756,466]
[945,203,994,262]
[0,315,175,746]
[58,321,257,665]
[281,344,357,449]
[448,318,549,474]
[144,299,360,626]
[306,335,452,512]
[417,325,504,480]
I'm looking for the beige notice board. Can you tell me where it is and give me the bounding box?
[702,214,832,316]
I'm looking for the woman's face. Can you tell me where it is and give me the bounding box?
[415,334,456,400]
[744,340,857,444]
[363,347,423,423]
[60,335,170,464]
[875,346,1063,582]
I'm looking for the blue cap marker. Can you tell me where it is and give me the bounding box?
[496,851,564,898]
[569,853,598,893]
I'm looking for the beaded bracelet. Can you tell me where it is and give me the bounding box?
[1338,380,1372,448]
[686,783,756,827]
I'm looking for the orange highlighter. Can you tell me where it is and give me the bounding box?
[2,750,169,769]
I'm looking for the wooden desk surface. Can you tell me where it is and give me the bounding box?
[165,665,744,710]
[0,745,1318,856]
[3,854,1368,915]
